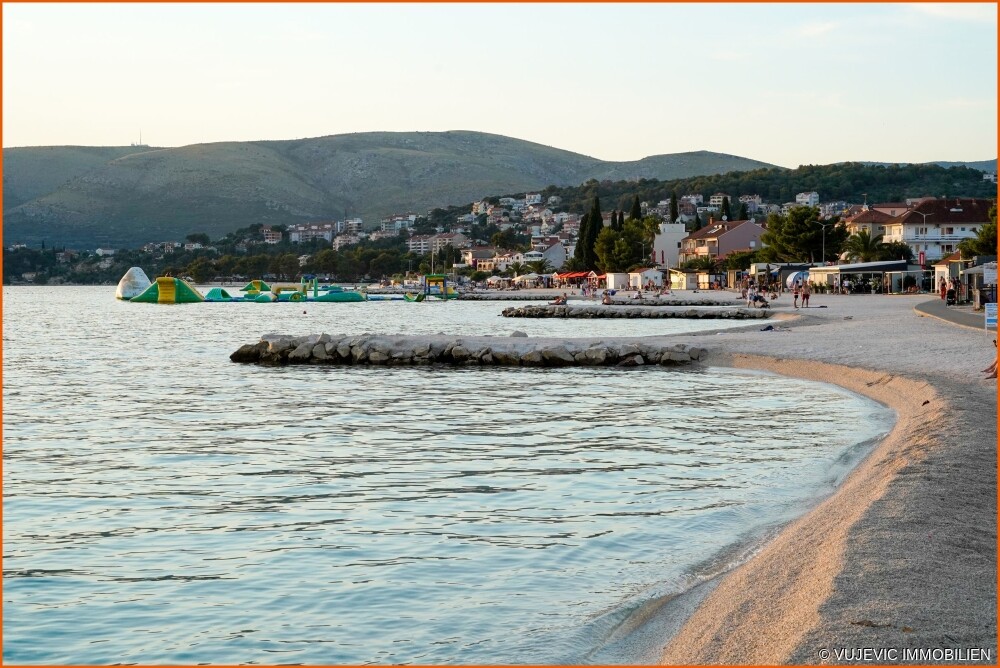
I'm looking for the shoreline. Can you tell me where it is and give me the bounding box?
[650,296,997,664]
[224,292,995,663]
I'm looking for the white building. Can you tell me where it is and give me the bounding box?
[289,223,337,243]
[795,191,820,207]
[652,222,687,268]
[882,197,994,261]
[709,193,731,208]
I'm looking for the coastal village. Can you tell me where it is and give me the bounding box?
[14,185,996,309]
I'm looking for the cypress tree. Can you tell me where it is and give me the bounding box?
[618,210,625,229]
[585,196,603,269]
[629,195,642,221]
[670,192,679,223]
[721,197,732,220]
[610,209,622,232]
[738,202,749,220]
[574,212,591,263]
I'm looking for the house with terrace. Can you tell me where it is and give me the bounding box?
[882,197,995,262]
[678,219,765,265]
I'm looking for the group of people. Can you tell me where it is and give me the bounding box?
[938,276,963,302]
[792,280,811,308]
[743,278,771,308]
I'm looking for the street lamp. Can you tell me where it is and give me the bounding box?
[815,220,832,264]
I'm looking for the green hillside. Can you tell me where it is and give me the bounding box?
[2,145,159,209]
[2,131,775,248]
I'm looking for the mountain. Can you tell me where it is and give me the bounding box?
[2,131,776,248]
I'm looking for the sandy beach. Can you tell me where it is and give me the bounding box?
[643,293,997,664]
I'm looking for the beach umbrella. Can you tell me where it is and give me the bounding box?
[785,271,809,288]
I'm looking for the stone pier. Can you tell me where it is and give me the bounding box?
[230,333,708,368]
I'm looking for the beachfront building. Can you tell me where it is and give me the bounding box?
[629,267,663,289]
[882,197,995,262]
[652,221,687,268]
[667,268,699,290]
[678,219,765,265]
[605,272,630,290]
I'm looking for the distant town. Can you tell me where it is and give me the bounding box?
[4,180,997,294]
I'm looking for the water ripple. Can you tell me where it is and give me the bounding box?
[3,287,894,664]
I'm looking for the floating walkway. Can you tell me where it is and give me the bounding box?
[231,333,707,368]
[500,304,770,319]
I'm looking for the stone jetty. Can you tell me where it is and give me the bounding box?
[230,333,707,368]
[500,304,770,319]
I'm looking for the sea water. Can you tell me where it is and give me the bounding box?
[2,286,894,664]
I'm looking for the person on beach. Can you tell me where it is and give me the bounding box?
[939,277,948,300]
[793,280,801,308]
[602,291,612,305]
[983,339,997,379]
[801,282,811,307]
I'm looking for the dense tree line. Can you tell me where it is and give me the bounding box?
[545,162,996,220]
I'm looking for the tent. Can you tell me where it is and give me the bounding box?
[512,273,539,283]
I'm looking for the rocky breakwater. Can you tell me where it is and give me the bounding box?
[501,304,770,319]
[230,333,707,368]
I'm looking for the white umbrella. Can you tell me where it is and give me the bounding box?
[785,271,809,289]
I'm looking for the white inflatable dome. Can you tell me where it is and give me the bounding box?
[115,267,152,300]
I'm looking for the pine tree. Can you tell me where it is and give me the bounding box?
[670,192,679,223]
[629,195,642,221]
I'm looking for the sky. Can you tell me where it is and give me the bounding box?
[3,2,997,167]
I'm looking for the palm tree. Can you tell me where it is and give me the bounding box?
[527,259,553,275]
[842,230,883,263]
[685,256,718,273]
[508,262,527,277]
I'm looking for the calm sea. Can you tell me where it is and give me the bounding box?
[3,286,894,664]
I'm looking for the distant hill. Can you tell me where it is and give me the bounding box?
[2,132,775,248]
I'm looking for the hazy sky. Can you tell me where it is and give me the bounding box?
[3,3,996,167]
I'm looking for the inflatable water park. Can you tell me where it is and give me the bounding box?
[115,268,457,304]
